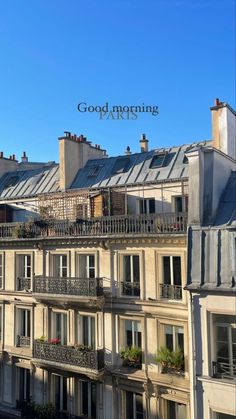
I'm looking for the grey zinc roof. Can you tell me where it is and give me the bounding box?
[71,142,210,189]
[0,164,60,200]
[214,171,236,226]
[0,140,210,201]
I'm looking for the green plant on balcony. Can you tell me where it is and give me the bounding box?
[120,346,142,368]
[73,343,93,351]
[38,335,46,342]
[155,346,184,374]
[12,222,36,239]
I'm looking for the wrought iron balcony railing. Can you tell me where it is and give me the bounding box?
[212,361,236,379]
[17,277,31,291]
[33,340,104,370]
[0,212,188,240]
[16,335,31,347]
[160,284,182,300]
[33,276,103,297]
[121,281,140,297]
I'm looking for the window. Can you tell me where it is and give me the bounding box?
[0,306,2,341]
[215,413,236,419]
[79,315,95,348]
[125,392,143,419]
[17,255,31,278]
[150,153,166,169]
[18,368,30,402]
[121,255,140,297]
[79,255,95,278]
[213,314,236,378]
[173,196,188,213]
[52,374,67,412]
[164,325,184,352]
[0,254,3,289]
[139,198,155,214]
[16,308,31,347]
[125,320,141,348]
[160,256,182,300]
[166,400,187,419]
[52,255,68,278]
[112,157,130,174]
[88,165,103,178]
[81,381,96,418]
[52,312,67,345]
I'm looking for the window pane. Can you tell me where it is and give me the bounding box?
[149,199,155,214]
[163,257,171,285]
[217,326,228,342]
[63,377,67,411]
[231,328,236,343]
[173,257,181,286]
[135,393,143,418]
[91,382,96,419]
[217,342,229,362]
[82,382,88,416]
[177,327,184,352]
[165,325,173,351]
[123,256,131,282]
[133,256,140,283]
[126,391,133,419]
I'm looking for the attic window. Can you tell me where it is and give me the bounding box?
[88,165,103,178]
[5,176,20,188]
[150,153,166,169]
[31,173,44,186]
[183,155,188,164]
[112,157,130,174]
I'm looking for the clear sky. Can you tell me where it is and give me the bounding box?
[0,0,235,162]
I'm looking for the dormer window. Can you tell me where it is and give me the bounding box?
[112,157,130,174]
[88,165,103,178]
[150,153,166,169]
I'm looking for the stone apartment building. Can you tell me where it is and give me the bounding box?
[187,101,236,419]
[0,99,234,419]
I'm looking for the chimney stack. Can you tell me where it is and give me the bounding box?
[59,132,106,190]
[125,146,132,155]
[140,134,149,152]
[210,98,236,160]
[21,152,28,163]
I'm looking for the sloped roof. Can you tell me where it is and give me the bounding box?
[0,140,210,201]
[214,171,236,226]
[0,164,60,200]
[71,142,210,189]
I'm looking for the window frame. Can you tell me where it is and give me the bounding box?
[0,253,4,289]
[51,311,68,345]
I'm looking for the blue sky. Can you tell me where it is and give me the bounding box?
[0,0,235,162]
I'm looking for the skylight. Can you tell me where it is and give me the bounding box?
[112,157,130,174]
[88,165,103,177]
[150,153,166,169]
[5,176,20,188]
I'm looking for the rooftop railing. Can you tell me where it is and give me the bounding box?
[33,276,103,297]
[33,340,104,371]
[0,212,187,240]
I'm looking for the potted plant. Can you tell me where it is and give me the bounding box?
[120,346,142,368]
[49,338,61,345]
[155,346,184,374]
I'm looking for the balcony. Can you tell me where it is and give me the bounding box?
[212,361,236,380]
[0,212,188,240]
[121,281,140,297]
[33,277,104,307]
[17,277,31,291]
[33,340,104,375]
[160,284,182,300]
[16,335,31,347]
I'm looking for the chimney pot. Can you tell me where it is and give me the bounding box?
[215,98,220,106]
[125,146,131,155]
[0,152,3,158]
